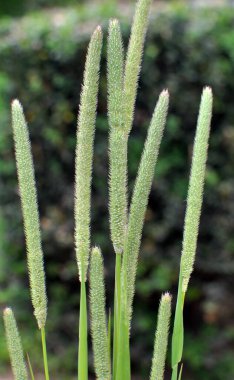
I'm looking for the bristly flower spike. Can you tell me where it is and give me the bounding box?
[75,26,103,282]
[11,100,47,330]
[181,87,213,292]
[124,0,153,135]
[3,308,28,380]
[150,293,172,380]
[90,247,111,380]
[107,19,127,254]
[123,90,169,320]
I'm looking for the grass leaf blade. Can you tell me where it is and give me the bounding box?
[26,354,35,380]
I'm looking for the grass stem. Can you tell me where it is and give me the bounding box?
[78,281,88,380]
[41,327,50,380]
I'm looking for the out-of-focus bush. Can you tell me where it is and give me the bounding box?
[0,4,234,379]
[0,0,87,18]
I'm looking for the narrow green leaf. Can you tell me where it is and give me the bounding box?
[178,363,183,380]
[3,308,28,380]
[26,354,36,380]
[11,100,47,329]
[78,281,88,380]
[75,26,103,282]
[90,247,110,380]
[171,277,184,368]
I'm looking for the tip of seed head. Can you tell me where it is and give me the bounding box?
[110,18,119,27]
[3,307,12,316]
[204,86,212,96]
[162,292,172,302]
[92,246,101,255]
[161,89,169,98]
[12,99,22,109]
[95,25,102,35]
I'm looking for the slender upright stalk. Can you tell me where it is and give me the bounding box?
[78,282,88,380]
[27,354,36,380]
[41,328,50,380]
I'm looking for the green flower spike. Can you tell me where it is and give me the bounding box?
[108,18,126,255]
[75,26,103,282]
[12,100,47,330]
[123,90,169,320]
[124,0,153,135]
[181,87,213,292]
[150,293,172,380]
[90,247,111,380]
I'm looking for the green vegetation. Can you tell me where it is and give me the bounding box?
[1,2,234,380]
[3,0,213,378]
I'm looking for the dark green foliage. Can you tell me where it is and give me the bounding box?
[0,4,234,379]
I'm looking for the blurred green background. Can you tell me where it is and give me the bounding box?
[0,0,234,379]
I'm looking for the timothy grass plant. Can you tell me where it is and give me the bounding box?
[3,0,213,379]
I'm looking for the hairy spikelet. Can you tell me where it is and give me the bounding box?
[75,27,102,282]
[124,0,153,134]
[3,308,28,380]
[181,87,213,292]
[90,247,110,380]
[150,293,171,380]
[123,90,169,318]
[12,100,47,329]
[107,19,127,254]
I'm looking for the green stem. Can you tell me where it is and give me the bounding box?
[108,309,112,367]
[41,327,50,380]
[172,366,178,380]
[27,353,36,380]
[78,280,88,380]
[113,253,122,379]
